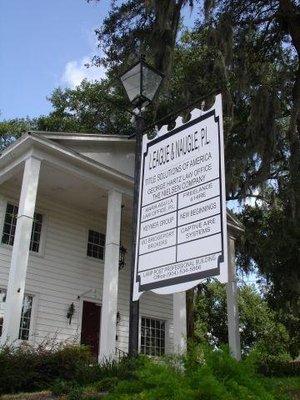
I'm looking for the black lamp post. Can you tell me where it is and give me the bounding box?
[120,55,164,356]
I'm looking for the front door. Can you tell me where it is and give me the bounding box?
[80,301,101,358]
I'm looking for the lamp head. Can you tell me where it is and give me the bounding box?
[120,55,164,109]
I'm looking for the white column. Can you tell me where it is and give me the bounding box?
[226,236,241,361]
[99,189,122,362]
[1,157,41,345]
[173,291,187,354]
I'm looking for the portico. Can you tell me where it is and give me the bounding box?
[0,132,182,359]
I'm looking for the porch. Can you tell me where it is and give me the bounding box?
[0,133,186,360]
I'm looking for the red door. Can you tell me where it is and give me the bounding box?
[80,301,101,358]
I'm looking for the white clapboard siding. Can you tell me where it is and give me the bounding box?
[0,187,174,354]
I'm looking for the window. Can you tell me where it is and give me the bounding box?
[87,230,105,260]
[19,295,33,340]
[1,203,43,253]
[141,317,166,356]
[1,203,17,246]
[0,289,33,340]
[30,213,43,252]
[0,289,6,337]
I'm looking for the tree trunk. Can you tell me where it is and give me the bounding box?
[151,1,184,76]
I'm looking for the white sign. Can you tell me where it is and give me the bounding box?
[133,94,228,300]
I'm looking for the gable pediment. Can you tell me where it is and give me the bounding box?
[35,132,136,178]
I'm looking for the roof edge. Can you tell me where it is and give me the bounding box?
[28,131,134,142]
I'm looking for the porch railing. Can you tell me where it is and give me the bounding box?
[115,347,128,360]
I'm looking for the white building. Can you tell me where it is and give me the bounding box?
[0,131,242,361]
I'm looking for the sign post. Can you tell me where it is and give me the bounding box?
[226,236,241,360]
[132,94,228,300]
[128,115,144,356]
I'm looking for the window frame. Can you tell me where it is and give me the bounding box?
[0,199,46,257]
[86,228,106,261]
[140,315,166,356]
[0,287,37,342]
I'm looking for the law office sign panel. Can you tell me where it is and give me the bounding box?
[133,94,228,300]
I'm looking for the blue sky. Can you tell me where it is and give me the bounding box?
[0,0,110,120]
[0,1,197,122]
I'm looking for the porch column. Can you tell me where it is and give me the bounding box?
[173,291,187,354]
[99,189,122,362]
[226,236,241,361]
[1,157,41,345]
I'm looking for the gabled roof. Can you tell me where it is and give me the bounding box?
[0,132,133,191]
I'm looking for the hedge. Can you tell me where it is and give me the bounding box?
[258,359,300,377]
[0,342,94,394]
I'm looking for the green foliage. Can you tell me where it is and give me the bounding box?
[0,343,93,394]
[0,118,37,151]
[237,204,300,357]
[194,281,290,356]
[0,338,146,395]
[2,341,299,398]
[67,385,84,400]
[92,377,120,393]
[106,356,194,400]
[51,381,85,400]
[104,347,297,399]
[90,355,144,382]
[50,379,74,396]
[257,357,300,378]
[261,376,300,399]
[37,81,134,136]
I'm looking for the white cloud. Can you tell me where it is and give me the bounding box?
[61,57,106,89]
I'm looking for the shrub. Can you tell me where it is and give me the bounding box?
[67,385,84,400]
[86,355,145,384]
[247,344,300,377]
[258,357,300,377]
[51,379,75,396]
[105,346,293,399]
[0,341,146,395]
[0,342,93,394]
[93,377,119,392]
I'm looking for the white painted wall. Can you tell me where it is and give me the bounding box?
[55,141,135,178]
[0,184,173,354]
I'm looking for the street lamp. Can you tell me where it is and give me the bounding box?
[120,55,164,111]
[120,55,164,356]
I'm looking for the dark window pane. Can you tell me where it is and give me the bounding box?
[3,223,11,234]
[1,203,42,252]
[2,233,9,245]
[87,230,105,260]
[140,317,165,356]
[18,295,33,340]
[0,290,32,341]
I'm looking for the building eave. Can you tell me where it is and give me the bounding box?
[28,131,135,144]
[0,133,134,190]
